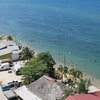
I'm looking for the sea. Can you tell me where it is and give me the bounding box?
[0,0,100,79]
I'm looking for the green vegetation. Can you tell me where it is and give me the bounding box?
[55,65,68,79]
[19,47,34,61]
[20,52,55,85]
[62,88,73,99]
[0,36,3,40]
[68,68,83,80]
[76,79,91,94]
[20,59,47,85]
[59,67,91,99]
[55,65,91,99]
[36,52,56,67]
[62,78,91,99]
[56,66,83,81]
[0,53,12,60]
[7,35,13,41]
[18,49,91,98]
[36,52,56,77]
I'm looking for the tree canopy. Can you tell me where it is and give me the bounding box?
[20,52,56,84]
[7,35,13,41]
[68,68,83,80]
[20,59,48,85]
[55,65,68,80]
[19,47,34,61]
[75,78,91,94]
[36,52,56,77]
[36,52,56,67]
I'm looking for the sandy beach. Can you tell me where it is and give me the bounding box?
[1,36,100,89]
[54,60,100,89]
[21,40,100,89]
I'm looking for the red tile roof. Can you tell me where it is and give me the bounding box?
[93,91,100,98]
[43,75,55,82]
[66,93,100,100]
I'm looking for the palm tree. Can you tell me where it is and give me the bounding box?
[56,65,68,82]
[7,35,13,41]
[62,78,91,99]
[68,68,83,80]
[76,69,83,79]
[62,88,74,100]
[19,47,34,61]
[75,78,90,94]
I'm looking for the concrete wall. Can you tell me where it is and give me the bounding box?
[12,52,19,61]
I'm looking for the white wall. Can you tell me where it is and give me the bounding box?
[12,52,19,61]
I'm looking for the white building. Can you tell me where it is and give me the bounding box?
[0,41,21,61]
[15,86,42,100]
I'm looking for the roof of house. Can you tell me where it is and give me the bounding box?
[93,91,100,98]
[8,45,19,51]
[0,42,7,49]
[0,49,11,56]
[15,85,41,100]
[13,62,24,72]
[4,41,17,46]
[0,41,20,56]
[66,93,100,100]
[27,75,66,100]
[4,90,16,99]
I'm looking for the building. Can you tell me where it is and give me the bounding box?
[93,91,100,98]
[0,41,21,61]
[27,75,66,100]
[3,90,17,100]
[0,49,12,60]
[12,62,24,74]
[15,85,41,100]
[15,75,66,100]
[65,91,100,100]
[0,42,7,50]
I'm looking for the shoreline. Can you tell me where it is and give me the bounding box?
[55,60,100,89]
[19,39,100,89]
[1,35,100,89]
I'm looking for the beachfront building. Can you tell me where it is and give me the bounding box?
[15,75,66,100]
[3,90,17,100]
[15,86,41,100]
[65,91,100,100]
[0,41,21,61]
[12,62,24,74]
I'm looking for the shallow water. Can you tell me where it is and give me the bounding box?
[0,0,100,79]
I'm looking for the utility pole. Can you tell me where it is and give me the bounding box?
[64,54,66,67]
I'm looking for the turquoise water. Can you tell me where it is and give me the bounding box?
[0,0,100,79]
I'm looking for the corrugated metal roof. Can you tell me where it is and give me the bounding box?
[0,41,20,56]
[0,42,7,49]
[4,90,16,99]
[8,45,19,51]
[15,86,42,100]
[4,41,17,46]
